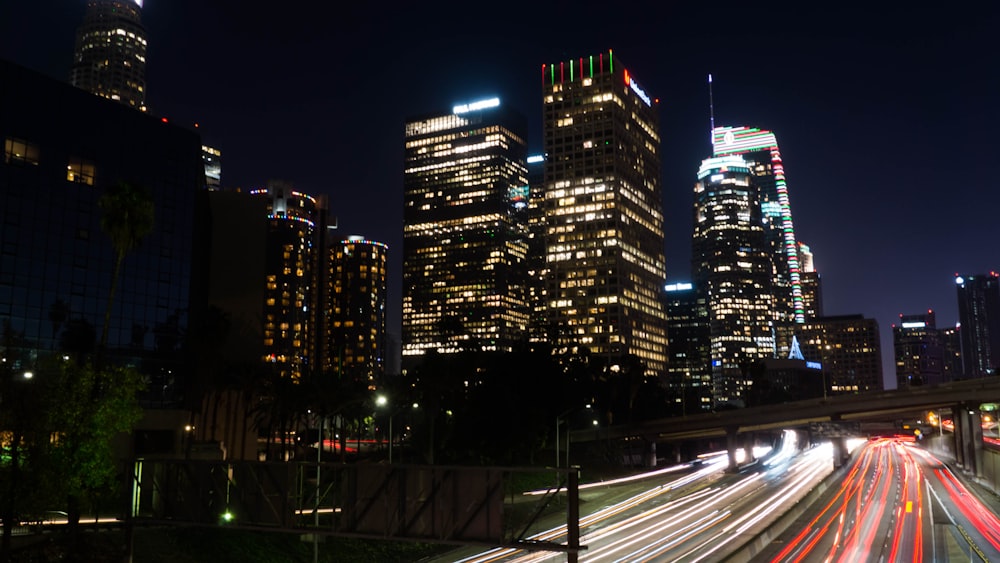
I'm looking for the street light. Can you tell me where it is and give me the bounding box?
[556,404,593,470]
[375,394,393,463]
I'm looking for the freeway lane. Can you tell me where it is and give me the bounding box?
[767,438,1000,562]
[451,430,846,563]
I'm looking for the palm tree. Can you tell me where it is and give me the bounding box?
[97,180,154,365]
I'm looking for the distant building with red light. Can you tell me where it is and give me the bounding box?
[956,272,1000,377]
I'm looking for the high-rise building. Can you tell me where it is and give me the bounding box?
[940,324,963,382]
[712,126,804,324]
[70,0,148,111]
[955,272,1000,377]
[893,310,944,387]
[795,315,884,393]
[328,236,388,389]
[402,98,530,363]
[525,154,549,342]
[541,50,668,376]
[692,156,775,404]
[251,182,324,380]
[664,282,712,413]
[797,242,823,320]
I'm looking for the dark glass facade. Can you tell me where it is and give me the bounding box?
[955,272,1000,377]
[893,310,944,388]
[664,283,712,413]
[0,60,202,405]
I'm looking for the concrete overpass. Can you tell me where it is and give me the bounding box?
[570,377,1000,474]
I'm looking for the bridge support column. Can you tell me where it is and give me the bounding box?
[726,427,739,472]
[743,432,756,464]
[646,441,657,468]
[957,404,983,477]
[953,404,966,467]
[831,436,849,468]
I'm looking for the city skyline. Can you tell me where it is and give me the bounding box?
[2,2,996,388]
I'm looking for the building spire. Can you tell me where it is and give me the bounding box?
[708,73,715,148]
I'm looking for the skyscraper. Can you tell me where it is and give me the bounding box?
[893,310,944,387]
[664,282,712,413]
[712,126,804,324]
[797,242,823,319]
[328,236,388,388]
[956,272,1000,377]
[70,0,148,111]
[525,154,549,343]
[541,50,668,376]
[692,155,775,404]
[252,182,323,380]
[402,98,530,363]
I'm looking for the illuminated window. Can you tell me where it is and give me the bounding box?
[4,137,40,165]
[66,157,96,185]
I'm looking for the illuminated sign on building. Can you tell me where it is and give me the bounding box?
[452,97,500,114]
[508,185,529,209]
[665,283,694,292]
[623,69,651,107]
[901,322,927,329]
[806,361,822,370]
[527,155,545,164]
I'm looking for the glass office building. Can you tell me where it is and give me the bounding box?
[541,50,668,376]
[403,98,530,363]
[70,0,148,111]
[692,156,775,404]
[712,126,804,325]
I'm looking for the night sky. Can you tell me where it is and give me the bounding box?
[3,2,998,389]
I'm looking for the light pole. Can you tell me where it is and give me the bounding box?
[375,394,394,463]
[556,405,593,470]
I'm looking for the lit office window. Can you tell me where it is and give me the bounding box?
[4,137,40,165]
[66,157,96,185]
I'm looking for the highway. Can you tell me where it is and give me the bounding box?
[444,430,848,563]
[766,437,1000,562]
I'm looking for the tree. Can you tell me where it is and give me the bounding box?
[97,180,155,362]
[48,361,145,551]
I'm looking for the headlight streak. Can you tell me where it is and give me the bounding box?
[459,437,887,563]
[680,448,833,563]
[616,510,731,562]
[764,429,799,468]
[456,458,731,563]
[574,476,764,562]
[578,445,832,563]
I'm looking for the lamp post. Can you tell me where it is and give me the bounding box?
[556,405,593,471]
[375,394,394,463]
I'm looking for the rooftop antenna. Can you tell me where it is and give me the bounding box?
[708,73,715,148]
